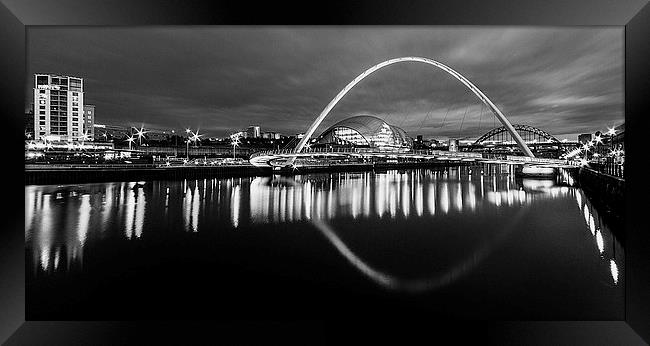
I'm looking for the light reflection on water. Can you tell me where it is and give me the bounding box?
[25,165,623,292]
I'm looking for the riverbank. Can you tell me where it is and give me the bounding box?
[576,166,625,240]
[25,161,478,185]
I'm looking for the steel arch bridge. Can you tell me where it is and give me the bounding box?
[474,125,560,145]
[293,56,535,158]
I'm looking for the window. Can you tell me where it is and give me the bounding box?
[39,111,45,115]
[39,121,45,125]
[39,90,45,94]
[72,107,78,111]
[39,100,45,105]
[39,106,45,110]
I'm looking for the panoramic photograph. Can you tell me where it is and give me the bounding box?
[24,27,625,320]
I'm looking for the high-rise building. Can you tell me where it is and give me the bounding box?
[246,125,261,138]
[83,104,95,140]
[33,74,84,141]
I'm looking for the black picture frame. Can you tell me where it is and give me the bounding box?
[2,0,649,344]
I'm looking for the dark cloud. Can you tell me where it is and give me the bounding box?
[27,27,623,140]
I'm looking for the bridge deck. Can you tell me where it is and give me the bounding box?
[249,148,575,168]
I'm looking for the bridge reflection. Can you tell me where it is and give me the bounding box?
[25,165,621,291]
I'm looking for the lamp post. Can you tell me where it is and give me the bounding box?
[134,126,147,146]
[126,135,135,150]
[230,133,241,159]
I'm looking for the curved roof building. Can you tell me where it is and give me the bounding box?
[315,115,413,151]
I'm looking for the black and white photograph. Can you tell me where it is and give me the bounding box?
[23,26,628,323]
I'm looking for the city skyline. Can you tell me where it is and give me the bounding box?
[27,27,624,141]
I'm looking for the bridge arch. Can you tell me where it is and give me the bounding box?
[474,124,560,145]
[294,57,535,157]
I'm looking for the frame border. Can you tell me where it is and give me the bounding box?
[2,0,649,344]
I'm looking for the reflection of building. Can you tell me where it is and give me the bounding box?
[83,105,95,141]
[33,74,84,141]
[578,133,592,144]
[315,115,412,150]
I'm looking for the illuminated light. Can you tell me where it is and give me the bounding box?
[440,182,449,214]
[455,182,463,212]
[427,183,436,215]
[77,194,91,245]
[192,183,200,232]
[589,215,596,235]
[595,229,604,254]
[231,185,240,228]
[607,127,617,136]
[124,190,135,239]
[402,179,410,217]
[134,188,146,238]
[610,260,619,285]
[183,187,192,231]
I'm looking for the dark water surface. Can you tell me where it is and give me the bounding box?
[25,165,624,319]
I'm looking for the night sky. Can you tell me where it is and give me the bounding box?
[27,27,624,141]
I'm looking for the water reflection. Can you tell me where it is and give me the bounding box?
[25,166,623,293]
[573,188,623,286]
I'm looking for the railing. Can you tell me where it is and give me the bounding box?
[26,163,160,169]
[588,162,624,179]
[249,147,483,159]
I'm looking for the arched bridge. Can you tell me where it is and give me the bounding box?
[474,125,560,145]
[251,57,565,168]
[293,56,534,158]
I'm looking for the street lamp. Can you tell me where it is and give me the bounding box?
[134,126,147,146]
[126,135,135,150]
[230,133,241,159]
[190,129,202,148]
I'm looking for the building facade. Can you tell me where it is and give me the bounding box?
[33,74,84,142]
[83,104,95,140]
[315,115,412,151]
[246,125,261,138]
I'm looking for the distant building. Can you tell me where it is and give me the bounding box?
[83,105,95,141]
[246,125,261,138]
[33,74,84,141]
[578,133,592,144]
[94,124,131,141]
[262,132,282,140]
[416,135,423,142]
[315,116,412,151]
[448,139,459,152]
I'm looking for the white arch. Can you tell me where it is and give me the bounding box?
[294,57,535,157]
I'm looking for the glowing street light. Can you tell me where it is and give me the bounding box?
[230,133,241,159]
[189,129,203,148]
[134,126,147,146]
[125,135,135,150]
[594,135,602,144]
[607,127,617,136]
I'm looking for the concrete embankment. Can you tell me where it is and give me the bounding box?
[25,161,478,185]
[24,165,272,185]
[576,167,625,237]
